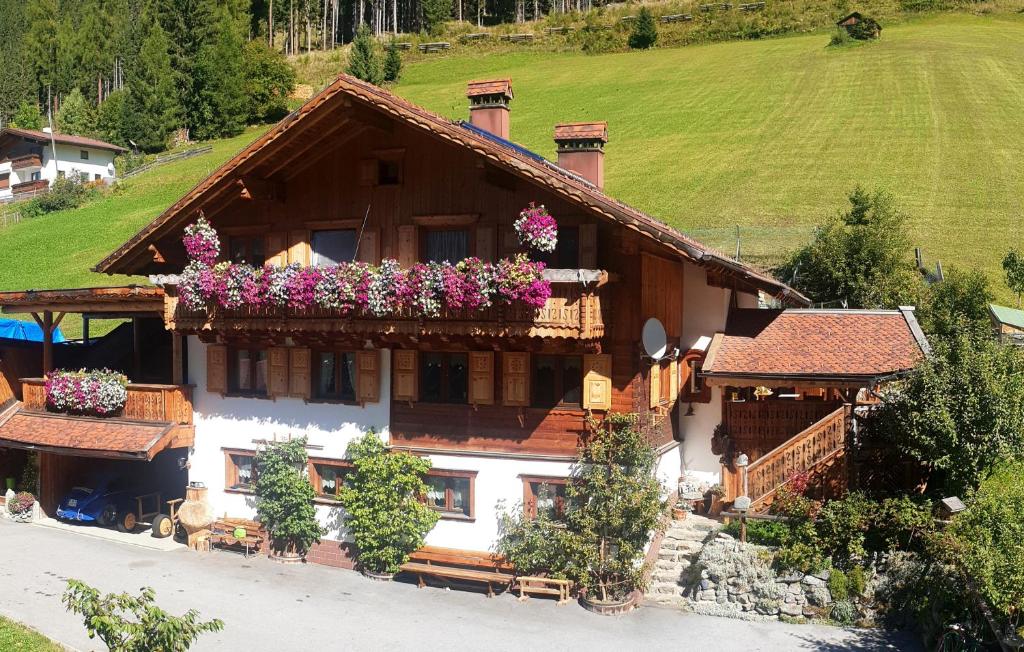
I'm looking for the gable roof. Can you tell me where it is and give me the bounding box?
[701,307,929,383]
[989,303,1024,330]
[0,127,128,154]
[91,74,807,305]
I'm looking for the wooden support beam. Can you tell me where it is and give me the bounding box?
[235,176,286,202]
[172,331,183,386]
[42,310,53,374]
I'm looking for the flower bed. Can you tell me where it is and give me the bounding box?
[44,369,129,417]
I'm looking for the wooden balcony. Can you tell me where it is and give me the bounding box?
[11,179,48,195]
[21,379,193,425]
[11,154,42,171]
[169,271,608,341]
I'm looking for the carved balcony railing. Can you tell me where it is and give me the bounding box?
[722,404,849,508]
[22,379,193,425]
[168,270,608,341]
[10,154,42,171]
[11,179,48,195]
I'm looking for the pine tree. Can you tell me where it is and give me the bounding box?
[190,4,248,140]
[0,0,34,125]
[122,17,181,152]
[628,7,658,50]
[96,89,129,146]
[56,88,97,136]
[347,24,383,85]
[422,0,453,36]
[383,40,402,83]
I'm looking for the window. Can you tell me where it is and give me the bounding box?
[522,476,568,520]
[225,451,256,491]
[378,159,401,185]
[228,235,265,266]
[424,229,469,264]
[31,171,41,181]
[531,355,582,408]
[79,171,88,182]
[228,347,268,396]
[80,150,89,160]
[311,229,357,266]
[534,226,579,269]
[94,173,102,181]
[309,461,352,500]
[314,351,357,401]
[424,470,475,519]
[420,352,468,404]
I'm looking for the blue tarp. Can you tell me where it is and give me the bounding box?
[0,318,66,343]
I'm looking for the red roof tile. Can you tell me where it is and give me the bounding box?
[554,122,608,142]
[0,409,175,460]
[701,309,928,380]
[466,79,513,98]
[1,127,128,153]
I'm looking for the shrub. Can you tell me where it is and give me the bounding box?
[828,569,850,601]
[815,492,874,569]
[21,175,95,219]
[846,15,881,40]
[347,25,383,85]
[254,437,323,557]
[63,580,223,651]
[383,40,402,83]
[339,432,439,574]
[847,565,866,596]
[242,39,296,124]
[575,15,620,54]
[628,7,658,50]
[828,27,854,47]
[722,518,789,546]
[871,495,934,553]
[7,491,35,516]
[494,499,576,579]
[830,599,858,625]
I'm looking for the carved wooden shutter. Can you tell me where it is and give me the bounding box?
[397,225,418,267]
[288,229,310,266]
[468,351,494,405]
[392,349,418,402]
[502,352,530,407]
[649,361,661,409]
[265,232,287,267]
[357,228,380,264]
[669,358,679,405]
[475,225,496,263]
[579,223,597,269]
[358,159,376,186]
[206,344,227,394]
[582,353,612,411]
[268,347,290,398]
[356,349,380,403]
[289,347,311,399]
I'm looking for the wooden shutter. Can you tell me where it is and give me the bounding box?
[357,228,380,264]
[268,347,290,398]
[358,159,376,186]
[265,231,287,267]
[579,223,597,269]
[669,358,679,404]
[397,225,418,267]
[502,352,530,407]
[468,351,495,406]
[649,361,661,409]
[287,229,310,266]
[289,347,311,399]
[206,344,227,394]
[475,225,496,263]
[392,349,418,402]
[582,353,612,411]
[356,349,380,403]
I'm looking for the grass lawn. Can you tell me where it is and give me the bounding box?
[395,13,1024,294]
[0,616,62,652]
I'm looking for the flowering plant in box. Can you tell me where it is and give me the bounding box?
[182,216,220,266]
[514,203,558,253]
[45,369,129,416]
[7,491,35,516]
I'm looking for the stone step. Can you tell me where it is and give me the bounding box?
[646,581,683,596]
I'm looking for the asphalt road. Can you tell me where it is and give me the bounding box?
[0,519,921,651]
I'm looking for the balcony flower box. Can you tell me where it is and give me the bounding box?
[44,369,129,417]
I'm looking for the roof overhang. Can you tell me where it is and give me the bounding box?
[701,370,913,389]
[0,286,164,316]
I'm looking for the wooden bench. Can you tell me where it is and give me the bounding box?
[400,546,514,597]
[500,33,534,43]
[516,576,574,605]
[739,1,765,10]
[543,26,574,34]
[461,32,489,41]
[660,13,694,22]
[393,41,413,50]
[207,517,264,557]
[418,42,451,53]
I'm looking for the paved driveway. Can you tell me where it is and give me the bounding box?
[0,520,920,651]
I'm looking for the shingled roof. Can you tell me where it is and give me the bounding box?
[701,308,929,384]
[0,407,180,460]
[1,127,128,154]
[91,74,808,306]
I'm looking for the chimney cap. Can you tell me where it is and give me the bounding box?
[554,121,608,143]
[467,79,513,100]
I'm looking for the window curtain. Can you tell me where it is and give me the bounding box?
[426,230,468,263]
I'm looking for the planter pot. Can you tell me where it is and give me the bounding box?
[671,506,688,521]
[361,569,395,581]
[578,593,637,616]
[269,550,304,564]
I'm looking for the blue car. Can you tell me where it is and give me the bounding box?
[56,474,141,533]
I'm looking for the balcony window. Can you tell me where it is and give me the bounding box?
[228,235,265,266]
[420,352,468,404]
[522,476,568,521]
[315,351,357,401]
[225,451,256,491]
[424,229,469,264]
[531,355,582,408]
[311,229,357,266]
[533,226,579,269]
[423,470,475,519]
[228,347,268,396]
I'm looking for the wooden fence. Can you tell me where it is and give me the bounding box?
[121,145,213,179]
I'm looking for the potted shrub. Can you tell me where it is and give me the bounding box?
[339,431,439,579]
[254,437,323,562]
[7,491,36,523]
[706,484,726,516]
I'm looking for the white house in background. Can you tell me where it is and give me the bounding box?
[0,127,127,201]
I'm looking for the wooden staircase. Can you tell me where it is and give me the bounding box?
[722,404,850,512]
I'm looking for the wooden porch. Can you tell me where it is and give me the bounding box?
[21,379,193,426]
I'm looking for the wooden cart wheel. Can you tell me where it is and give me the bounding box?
[151,514,173,538]
[117,511,137,533]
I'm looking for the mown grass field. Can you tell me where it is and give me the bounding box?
[0,615,62,652]
[1,13,1022,320]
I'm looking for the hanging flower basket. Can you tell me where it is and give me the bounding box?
[514,203,558,253]
[182,216,220,266]
[44,369,129,417]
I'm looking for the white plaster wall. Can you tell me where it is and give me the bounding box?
[655,442,683,495]
[45,144,117,183]
[186,336,390,539]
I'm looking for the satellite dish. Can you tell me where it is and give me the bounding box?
[642,318,668,360]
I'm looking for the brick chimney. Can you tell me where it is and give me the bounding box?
[554,122,608,190]
[466,79,513,140]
